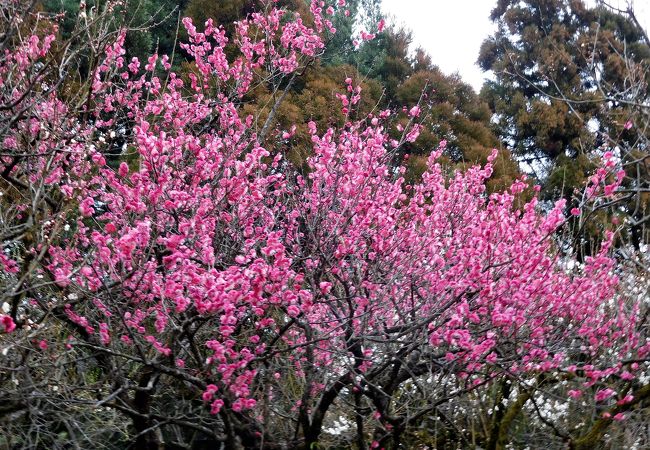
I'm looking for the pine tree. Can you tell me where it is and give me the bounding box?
[479,0,650,248]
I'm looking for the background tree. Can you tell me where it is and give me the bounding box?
[479,0,650,252]
[41,0,185,59]
[394,67,520,190]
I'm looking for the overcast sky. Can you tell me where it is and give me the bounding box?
[382,0,650,92]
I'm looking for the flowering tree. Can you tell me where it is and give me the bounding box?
[1,1,648,449]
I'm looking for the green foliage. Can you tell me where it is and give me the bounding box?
[479,0,650,248]
[41,0,185,58]
[395,68,520,191]
[321,0,362,66]
[182,0,250,36]
[479,0,649,181]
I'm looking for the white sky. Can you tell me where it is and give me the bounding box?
[382,0,650,92]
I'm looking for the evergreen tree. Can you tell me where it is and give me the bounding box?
[479,0,650,247]
[41,0,185,59]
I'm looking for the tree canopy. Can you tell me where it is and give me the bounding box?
[479,0,650,250]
